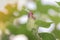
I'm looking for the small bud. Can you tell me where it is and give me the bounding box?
[28,11,35,19]
[28,11,33,18]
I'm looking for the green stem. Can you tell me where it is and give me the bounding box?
[0,22,6,40]
[27,11,42,40]
[32,27,42,40]
[0,30,3,40]
[0,34,2,40]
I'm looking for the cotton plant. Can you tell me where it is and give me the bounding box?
[8,1,56,40]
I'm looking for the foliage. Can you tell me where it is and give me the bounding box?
[0,0,60,40]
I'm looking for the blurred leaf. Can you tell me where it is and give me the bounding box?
[0,4,17,22]
[18,9,27,17]
[0,12,7,22]
[2,34,9,40]
[35,0,59,14]
[52,29,60,39]
[49,15,60,23]
[39,33,56,40]
[0,0,60,40]
[35,20,51,28]
[7,23,37,40]
[0,4,27,22]
[5,4,17,13]
[7,24,18,34]
[56,2,60,6]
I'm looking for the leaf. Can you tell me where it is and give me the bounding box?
[18,9,27,17]
[35,0,59,14]
[49,15,60,23]
[7,23,18,34]
[2,34,9,40]
[52,29,60,39]
[7,23,37,40]
[0,4,17,22]
[56,2,60,6]
[0,4,27,22]
[5,4,17,13]
[35,20,51,28]
[39,33,56,40]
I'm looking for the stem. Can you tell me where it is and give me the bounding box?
[0,33,2,40]
[0,22,6,40]
[32,27,42,40]
[0,30,3,40]
[28,11,42,40]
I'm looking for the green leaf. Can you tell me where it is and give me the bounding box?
[52,29,60,39]
[7,23,37,40]
[49,15,60,23]
[2,34,9,40]
[56,2,60,6]
[35,20,51,28]
[35,0,59,14]
[7,23,18,34]
[39,33,56,40]
[18,9,27,17]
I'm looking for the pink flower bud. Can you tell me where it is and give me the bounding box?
[28,11,35,19]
